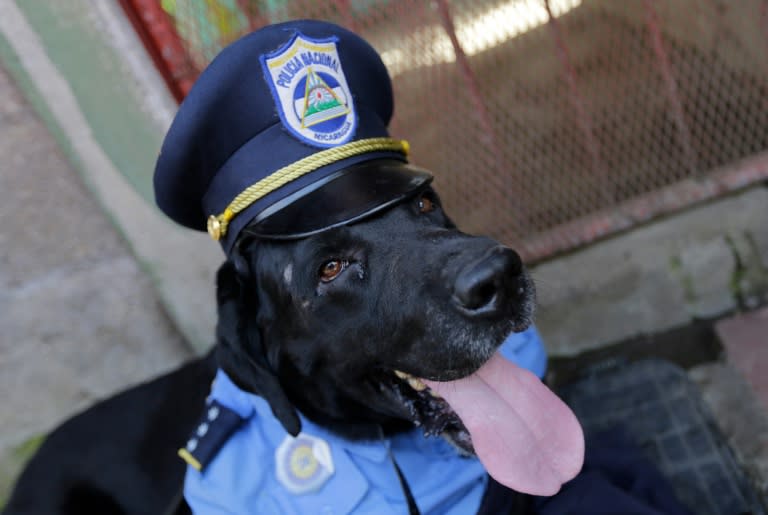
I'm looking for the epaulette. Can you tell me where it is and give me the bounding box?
[178,399,246,471]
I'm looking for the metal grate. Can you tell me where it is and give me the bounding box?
[560,359,767,515]
[121,0,768,261]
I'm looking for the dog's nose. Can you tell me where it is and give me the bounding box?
[452,246,523,315]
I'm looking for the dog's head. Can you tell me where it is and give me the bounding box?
[214,180,584,495]
[215,184,534,437]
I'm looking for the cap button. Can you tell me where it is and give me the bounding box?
[207,215,222,241]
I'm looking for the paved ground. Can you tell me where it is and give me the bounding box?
[0,61,192,504]
[702,306,768,501]
[716,306,768,411]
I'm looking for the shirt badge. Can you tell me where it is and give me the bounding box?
[275,433,335,494]
[261,32,356,148]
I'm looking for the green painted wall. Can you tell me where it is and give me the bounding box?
[12,0,166,203]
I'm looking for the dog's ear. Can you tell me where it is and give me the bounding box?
[214,260,301,436]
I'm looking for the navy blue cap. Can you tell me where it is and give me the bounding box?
[153,20,432,254]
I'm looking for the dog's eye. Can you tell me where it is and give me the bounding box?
[319,259,347,282]
[418,194,436,214]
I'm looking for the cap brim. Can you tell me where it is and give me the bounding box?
[242,158,433,240]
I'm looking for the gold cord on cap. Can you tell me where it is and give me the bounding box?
[207,137,410,240]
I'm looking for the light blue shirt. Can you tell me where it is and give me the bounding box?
[184,326,547,514]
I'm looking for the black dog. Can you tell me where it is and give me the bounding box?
[5,184,570,514]
[217,185,534,443]
[2,352,216,515]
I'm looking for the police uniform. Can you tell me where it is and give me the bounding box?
[152,19,549,515]
[180,329,547,515]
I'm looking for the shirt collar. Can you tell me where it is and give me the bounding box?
[213,369,392,462]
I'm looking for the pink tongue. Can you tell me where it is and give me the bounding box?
[424,353,584,496]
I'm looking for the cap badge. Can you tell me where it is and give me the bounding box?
[262,33,356,148]
[275,432,335,494]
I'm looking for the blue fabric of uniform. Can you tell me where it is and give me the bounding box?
[153,20,403,253]
[183,329,547,514]
[499,325,547,379]
[184,372,487,514]
[533,428,693,515]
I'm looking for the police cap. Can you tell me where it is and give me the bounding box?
[153,19,432,254]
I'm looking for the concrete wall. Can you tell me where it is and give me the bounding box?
[0,0,221,354]
[533,186,768,356]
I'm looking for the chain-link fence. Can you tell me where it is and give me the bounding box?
[122,0,768,262]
